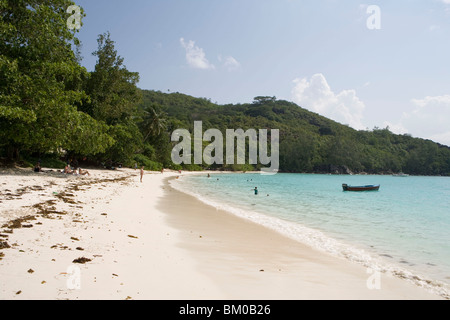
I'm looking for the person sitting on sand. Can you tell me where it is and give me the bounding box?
[78,168,90,176]
[64,165,74,174]
[34,162,42,173]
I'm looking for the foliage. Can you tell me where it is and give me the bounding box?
[83,32,141,125]
[133,154,163,171]
[0,0,112,159]
[78,32,143,164]
[138,90,450,176]
[21,154,67,169]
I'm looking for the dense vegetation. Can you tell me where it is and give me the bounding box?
[138,91,450,175]
[2,0,450,176]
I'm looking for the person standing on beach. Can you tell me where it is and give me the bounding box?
[140,166,144,183]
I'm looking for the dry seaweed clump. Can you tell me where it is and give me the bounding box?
[32,202,67,218]
[73,257,91,264]
[0,241,11,250]
[2,216,36,230]
[55,192,77,204]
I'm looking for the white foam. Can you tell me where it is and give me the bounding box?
[170,177,450,299]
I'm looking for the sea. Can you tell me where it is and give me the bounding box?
[170,173,450,298]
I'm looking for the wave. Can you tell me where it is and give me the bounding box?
[169,176,450,299]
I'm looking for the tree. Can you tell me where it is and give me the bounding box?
[84,32,143,163]
[0,0,112,159]
[140,105,167,142]
[84,32,141,125]
[253,96,277,104]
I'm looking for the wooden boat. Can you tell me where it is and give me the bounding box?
[342,184,380,192]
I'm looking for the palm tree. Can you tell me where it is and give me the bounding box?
[141,106,167,142]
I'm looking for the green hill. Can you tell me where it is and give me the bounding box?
[138,89,450,176]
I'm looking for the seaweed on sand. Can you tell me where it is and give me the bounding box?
[73,257,91,264]
[2,215,36,230]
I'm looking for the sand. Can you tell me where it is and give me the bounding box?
[0,167,444,300]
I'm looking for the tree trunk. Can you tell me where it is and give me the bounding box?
[7,146,20,161]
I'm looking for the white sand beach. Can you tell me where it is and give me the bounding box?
[0,167,444,300]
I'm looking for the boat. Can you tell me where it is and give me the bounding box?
[342,184,380,192]
[393,173,409,177]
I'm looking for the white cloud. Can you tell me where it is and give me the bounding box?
[180,38,215,70]
[291,73,366,130]
[383,121,408,135]
[429,132,450,145]
[224,56,241,71]
[409,95,450,145]
[218,55,241,71]
[388,95,450,146]
[429,25,440,31]
[439,0,450,13]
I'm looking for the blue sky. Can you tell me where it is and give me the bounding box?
[73,0,450,146]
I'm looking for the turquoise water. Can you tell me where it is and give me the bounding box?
[171,173,450,297]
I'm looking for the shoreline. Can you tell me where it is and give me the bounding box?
[168,173,450,299]
[0,168,444,300]
[161,174,444,300]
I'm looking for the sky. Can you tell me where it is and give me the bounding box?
[73,0,450,146]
